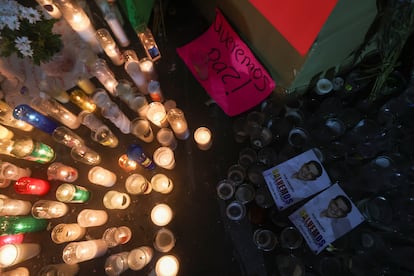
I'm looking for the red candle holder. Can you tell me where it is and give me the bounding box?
[0,233,24,246]
[14,177,51,195]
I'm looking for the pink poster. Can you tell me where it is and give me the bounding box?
[176,9,275,117]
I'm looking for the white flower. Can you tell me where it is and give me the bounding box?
[1,15,20,31]
[14,36,33,58]
[19,7,41,24]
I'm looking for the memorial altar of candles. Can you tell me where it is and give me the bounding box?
[0,2,220,272]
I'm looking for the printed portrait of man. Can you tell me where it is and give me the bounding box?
[291,160,323,181]
[320,195,353,219]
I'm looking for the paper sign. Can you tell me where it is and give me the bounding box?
[249,0,338,55]
[263,149,331,210]
[176,9,275,116]
[288,184,365,254]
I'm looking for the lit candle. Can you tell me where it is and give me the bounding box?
[77,209,108,227]
[31,200,69,219]
[118,154,138,172]
[95,28,124,66]
[125,174,151,195]
[56,184,90,203]
[0,125,13,140]
[51,223,85,244]
[153,147,176,170]
[69,89,97,112]
[136,24,161,61]
[167,108,190,140]
[0,243,41,268]
[127,246,153,271]
[62,240,108,264]
[194,127,212,150]
[139,57,157,81]
[14,177,50,196]
[88,166,117,187]
[54,0,101,53]
[91,59,119,95]
[155,255,180,276]
[123,50,148,94]
[0,161,31,181]
[102,226,132,248]
[105,12,130,47]
[47,162,78,182]
[150,203,173,226]
[146,102,168,127]
[76,77,96,95]
[150,174,173,194]
[103,191,131,209]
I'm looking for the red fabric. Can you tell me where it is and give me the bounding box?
[249,0,338,55]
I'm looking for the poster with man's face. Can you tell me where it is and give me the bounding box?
[288,184,365,254]
[262,149,332,210]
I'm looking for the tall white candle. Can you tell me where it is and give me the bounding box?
[105,13,130,47]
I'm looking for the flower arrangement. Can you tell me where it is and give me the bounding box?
[0,0,62,65]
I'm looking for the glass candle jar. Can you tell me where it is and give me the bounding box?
[62,240,108,264]
[91,126,119,148]
[69,89,97,112]
[14,177,50,196]
[54,0,101,53]
[77,209,108,227]
[123,50,148,94]
[52,126,84,149]
[0,243,41,268]
[150,203,173,226]
[139,57,158,81]
[88,166,117,187]
[146,102,168,127]
[47,162,78,182]
[125,173,151,195]
[194,127,212,150]
[130,118,154,143]
[31,200,69,219]
[147,80,164,102]
[70,145,101,165]
[103,191,131,210]
[56,183,90,203]
[104,252,129,276]
[118,154,138,172]
[153,146,176,170]
[136,24,161,61]
[155,255,179,276]
[51,223,85,244]
[91,59,119,95]
[13,104,59,134]
[102,226,132,248]
[0,100,34,132]
[167,108,190,140]
[150,173,173,194]
[0,161,31,180]
[30,97,81,129]
[95,28,124,66]
[156,128,178,150]
[127,246,153,271]
[0,196,32,216]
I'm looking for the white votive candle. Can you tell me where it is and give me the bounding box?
[153,147,175,170]
[155,255,179,276]
[194,127,212,150]
[150,203,173,226]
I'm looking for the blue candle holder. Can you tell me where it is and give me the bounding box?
[13,104,60,134]
[126,144,155,170]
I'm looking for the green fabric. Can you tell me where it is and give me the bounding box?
[119,0,155,31]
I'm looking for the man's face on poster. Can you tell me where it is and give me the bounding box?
[296,162,320,181]
[325,197,350,218]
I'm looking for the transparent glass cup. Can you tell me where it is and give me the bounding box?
[31,200,69,219]
[62,240,108,264]
[154,228,176,253]
[216,179,236,200]
[130,117,154,143]
[103,191,131,210]
[127,246,153,271]
[150,173,174,194]
[125,173,152,195]
[102,226,132,248]
[77,209,108,227]
[156,128,178,150]
[51,223,86,244]
[104,252,129,276]
[153,146,176,170]
[253,228,278,251]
